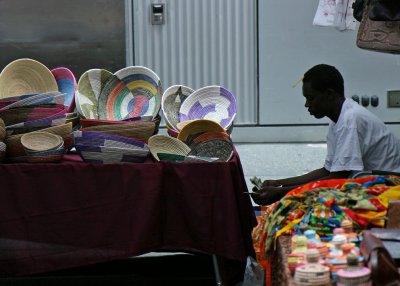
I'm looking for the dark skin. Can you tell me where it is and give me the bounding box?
[250,82,350,205]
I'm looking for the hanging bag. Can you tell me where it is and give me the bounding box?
[356,0,400,53]
[369,0,400,21]
[352,0,367,22]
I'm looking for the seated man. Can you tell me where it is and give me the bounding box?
[251,64,400,205]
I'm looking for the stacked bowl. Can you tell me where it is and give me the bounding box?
[74,66,163,149]
[21,131,65,163]
[73,130,150,164]
[161,85,237,137]
[0,58,77,163]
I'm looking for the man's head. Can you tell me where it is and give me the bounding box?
[302,64,344,120]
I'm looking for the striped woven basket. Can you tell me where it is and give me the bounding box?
[81,121,156,142]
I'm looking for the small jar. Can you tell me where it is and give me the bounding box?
[336,253,371,286]
[304,229,322,248]
[330,234,347,257]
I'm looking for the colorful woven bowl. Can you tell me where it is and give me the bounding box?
[0,91,66,111]
[81,121,156,142]
[98,66,162,120]
[161,85,194,131]
[148,134,191,161]
[74,131,150,164]
[75,69,113,119]
[25,143,65,163]
[73,130,149,150]
[76,144,149,164]
[176,119,225,145]
[4,105,67,136]
[0,58,58,99]
[51,67,77,113]
[179,85,237,129]
[1,104,66,135]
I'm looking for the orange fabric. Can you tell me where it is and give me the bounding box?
[285,176,378,197]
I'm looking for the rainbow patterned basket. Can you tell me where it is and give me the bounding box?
[97,66,162,120]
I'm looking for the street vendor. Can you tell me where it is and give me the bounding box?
[251,64,400,206]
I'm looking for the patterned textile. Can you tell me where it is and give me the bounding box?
[252,175,400,285]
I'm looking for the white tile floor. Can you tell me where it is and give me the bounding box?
[234,143,327,205]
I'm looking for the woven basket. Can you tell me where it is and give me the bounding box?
[156,152,186,162]
[148,134,191,161]
[65,113,80,127]
[82,121,155,141]
[5,108,67,136]
[5,122,73,159]
[80,114,160,135]
[76,144,149,164]
[177,119,225,145]
[0,142,6,162]
[188,138,234,162]
[98,66,162,120]
[21,132,63,152]
[0,91,66,111]
[179,85,237,129]
[176,120,195,131]
[26,153,64,163]
[73,130,149,151]
[51,67,77,113]
[167,125,179,138]
[25,143,65,163]
[0,118,5,140]
[191,131,231,145]
[113,66,162,119]
[161,85,194,131]
[75,69,113,119]
[0,58,58,99]
[0,104,66,127]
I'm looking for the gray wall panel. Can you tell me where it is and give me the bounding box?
[0,0,126,78]
[259,0,400,127]
[132,0,258,125]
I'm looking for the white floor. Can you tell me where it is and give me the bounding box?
[234,143,327,205]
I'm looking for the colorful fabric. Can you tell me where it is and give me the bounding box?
[252,175,400,283]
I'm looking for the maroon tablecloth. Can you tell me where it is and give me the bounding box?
[0,152,256,276]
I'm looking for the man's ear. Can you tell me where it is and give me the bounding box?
[326,88,337,100]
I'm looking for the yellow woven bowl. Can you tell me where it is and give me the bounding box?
[177,119,225,145]
[0,58,58,98]
[5,122,73,159]
[21,132,63,152]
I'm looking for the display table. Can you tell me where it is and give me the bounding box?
[0,152,256,281]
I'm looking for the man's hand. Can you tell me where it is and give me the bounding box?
[261,180,282,188]
[250,186,287,206]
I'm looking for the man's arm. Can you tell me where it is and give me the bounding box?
[259,167,348,189]
[250,167,351,205]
